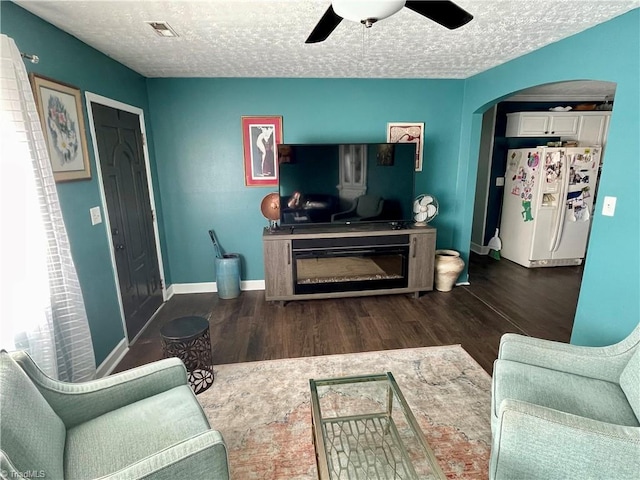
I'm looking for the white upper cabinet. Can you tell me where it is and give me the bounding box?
[506,112,611,145]
[506,112,579,136]
[577,114,610,146]
[548,115,581,135]
[507,113,551,136]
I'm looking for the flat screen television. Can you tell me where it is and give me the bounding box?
[277,143,416,227]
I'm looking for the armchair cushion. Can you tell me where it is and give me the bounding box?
[491,399,640,480]
[64,385,210,479]
[104,431,229,479]
[493,360,639,430]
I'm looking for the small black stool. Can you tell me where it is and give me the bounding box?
[160,316,214,394]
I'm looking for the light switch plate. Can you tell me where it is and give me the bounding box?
[496,176,505,187]
[602,196,616,217]
[90,206,102,225]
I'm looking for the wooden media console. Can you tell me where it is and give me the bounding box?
[262,224,436,302]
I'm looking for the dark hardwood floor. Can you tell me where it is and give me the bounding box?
[114,253,583,375]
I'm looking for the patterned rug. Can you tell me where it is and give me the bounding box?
[197,346,492,479]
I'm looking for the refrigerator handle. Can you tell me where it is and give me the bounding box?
[549,154,571,252]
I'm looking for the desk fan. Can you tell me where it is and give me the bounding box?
[413,194,438,226]
[260,192,280,231]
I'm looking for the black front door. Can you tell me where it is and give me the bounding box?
[92,103,163,340]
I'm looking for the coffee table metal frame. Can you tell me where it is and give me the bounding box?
[309,372,445,480]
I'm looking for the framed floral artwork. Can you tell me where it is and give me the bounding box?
[241,116,283,187]
[386,122,425,171]
[29,73,91,182]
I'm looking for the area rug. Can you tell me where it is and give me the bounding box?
[197,345,492,479]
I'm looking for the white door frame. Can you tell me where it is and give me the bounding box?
[85,92,167,346]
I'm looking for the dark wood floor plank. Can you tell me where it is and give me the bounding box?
[114,253,579,375]
[466,254,580,342]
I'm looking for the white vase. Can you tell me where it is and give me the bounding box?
[434,249,465,292]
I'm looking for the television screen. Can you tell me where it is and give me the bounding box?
[277,143,416,227]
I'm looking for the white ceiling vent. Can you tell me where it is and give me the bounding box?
[146,21,179,38]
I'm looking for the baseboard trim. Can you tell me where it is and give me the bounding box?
[169,280,266,295]
[242,280,265,291]
[471,242,490,255]
[129,302,165,345]
[96,337,128,378]
[166,284,175,300]
[171,282,216,294]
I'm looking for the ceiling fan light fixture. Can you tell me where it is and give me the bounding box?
[305,0,473,44]
[332,0,406,24]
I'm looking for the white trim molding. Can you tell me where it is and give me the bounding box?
[242,280,265,291]
[95,337,128,378]
[506,94,612,102]
[96,301,164,376]
[170,282,217,295]
[169,280,265,295]
[471,242,491,255]
[84,92,168,348]
[166,284,176,300]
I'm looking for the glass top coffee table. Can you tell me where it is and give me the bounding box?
[309,372,445,479]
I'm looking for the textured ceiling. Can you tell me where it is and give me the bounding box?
[508,80,618,101]
[15,1,639,79]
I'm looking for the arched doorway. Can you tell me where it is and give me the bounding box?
[468,80,616,340]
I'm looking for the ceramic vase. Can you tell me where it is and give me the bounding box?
[215,254,241,299]
[434,249,465,292]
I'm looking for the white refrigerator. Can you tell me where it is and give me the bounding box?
[500,146,601,268]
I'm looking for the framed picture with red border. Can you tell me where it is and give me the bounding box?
[241,116,283,187]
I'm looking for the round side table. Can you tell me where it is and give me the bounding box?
[160,316,214,394]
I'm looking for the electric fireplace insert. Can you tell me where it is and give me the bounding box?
[291,235,410,295]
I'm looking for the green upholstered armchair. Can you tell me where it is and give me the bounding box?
[490,324,640,480]
[0,350,229,479]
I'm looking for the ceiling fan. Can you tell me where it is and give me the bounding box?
[305,0,473,44]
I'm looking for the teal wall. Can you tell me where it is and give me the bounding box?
[3,1,638,363]
[459,9,639,346]
[146,78,465,283]
[0,2,164,364]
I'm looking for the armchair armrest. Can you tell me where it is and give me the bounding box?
[11,351,188,428]
[498,333,635,382]
[100,430,229,480]
[491,399,640,480]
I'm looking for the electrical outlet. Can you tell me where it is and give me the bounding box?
[602,196,616,217]
[496,177,505,187]
[90,206,102,225]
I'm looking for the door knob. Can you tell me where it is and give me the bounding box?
[115,244,125,251]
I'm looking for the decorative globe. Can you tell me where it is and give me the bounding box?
[413,194,438,226]
[260,192,280,231]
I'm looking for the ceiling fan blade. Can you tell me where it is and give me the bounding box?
[405,1,473,30]
[305,5,343,44]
